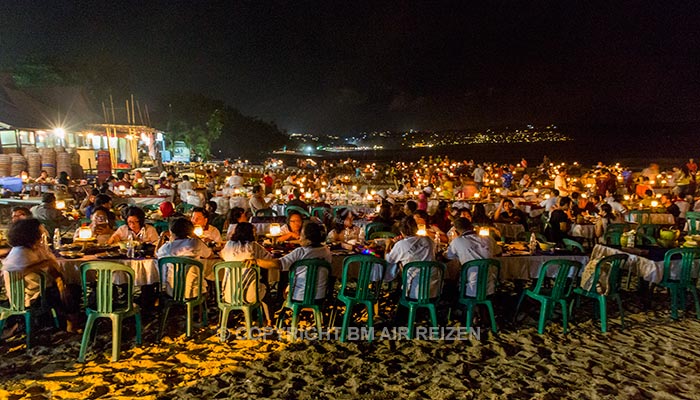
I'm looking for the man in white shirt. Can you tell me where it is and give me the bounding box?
[472,164,486,190]
[445,218,500,297]
[226,170,243,188]
[190,207,222,243]
[539,189,560,212]
[385,217,439,299]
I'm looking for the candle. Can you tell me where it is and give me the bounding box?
[533,188,539,194]
[118,185,126,192]
[269,223,281,236]
[417,224,427,236]
[56,200,66,209]
[193,225,204,237]
[478,228,490,237]
[651,200,659,208]
[78,226,92,239]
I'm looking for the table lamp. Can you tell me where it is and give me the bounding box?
[78,226,92,240]
[269,223,281,236]
[478,228,490,237]
[56,200,66,210]
[417,224,427,236]
[194,225,204,237]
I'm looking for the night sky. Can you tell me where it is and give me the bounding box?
[1,1,698,135]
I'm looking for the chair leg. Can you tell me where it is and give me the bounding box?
[560,300,569,334]
[537,301,549,334]
[157,304,171,342]
[220,308,231,341]
[366,302,375,343]
[513,292,526,323]
[24,312,31,348]
[290,307,299,341]
[186,303,194,337]
[110,315,122,362]
[314,307,323,337]
[485,301,497,334]
[340,302,352,343]
[465,304,473,335]
[670,288,679,320]
[407,305,416,339]
[598,297,608,333]
[51,307,59,328]
[79,314,98,363]
[134,312,142,345]
[615,294,625,330]
[243,308,253,339]
[428,305,438,339]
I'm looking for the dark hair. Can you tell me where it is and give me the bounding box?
[170,218,194,239]
[399,216,418,236]
[502,199,514,206]
[192,207,209,222]
[559,196,572,207]
[413,209,429,222]
[11,206,31,217]
[228,207,246,224]
[302,221,323,246]
[405,200,418,213]
[552,189,560,197]
[644,189,653,196]
[286,210,303,226]
[231,222,255,243]
[182,175,190,181]
[95,194,112,208]
[126,206,146,227]
[8,218,42,247]
[252,185,263,194]
[90,188,100,196]
[206,200,217,214]
[117,171,125,180]
[42,192,56,204]
[453,217,474,234]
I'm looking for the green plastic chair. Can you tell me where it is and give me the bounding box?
[628,210,651,225]
[656,248,700,320]
[157,257,208,340]
[0,271,59,348]
[364,222,391,239]
[78,262,142,362]
[153,220,170,235]
[255,208,277,217]
[635,224,659,246]
[276,258,331,340]
[176,203,194,215]
[285,205,310,218]
[369,231,397,240]
[562,238,585,253]
[398,261,446,339]
[516,231,547,243]
[116,219,126,228]
[337,255,387,342]
[214,262,264,341]
[142,204,160,212]
[332,206,348,219]
[458,259,501,334]
[571,254,628,332]
[603,223,627,246]
[686,211,700,235]
[514,259,582,334]
[310,207,329,219]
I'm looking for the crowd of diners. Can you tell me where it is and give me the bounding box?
[1,155,699,339]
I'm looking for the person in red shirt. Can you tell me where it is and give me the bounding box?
[686,158,698,174]
[262,170,274,194]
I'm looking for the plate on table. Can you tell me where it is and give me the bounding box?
[95,251,124,259]
[59,251,85,259]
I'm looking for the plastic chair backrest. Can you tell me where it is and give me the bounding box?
[340,254,387,300]
[516,231,547,243]
[255,208,276,217]
[81,261,135,314]
[662,248,700,286]
[332,206,347,219]
[365,222,391,239]
[287,258,331,304]
[400,261,446,304]
[628,210,651,225]
[157,257,204,302]
[285,205,310,218]
[3,270,47,311]
[586,254,628,296]
[460,259,501,301]
[310,207,328,219]
[603,228,623,246]
[214,261,259,307]
[686,211,700,235]
[369,231,396,240]
[532,259,582,301]
[562,238,585,253]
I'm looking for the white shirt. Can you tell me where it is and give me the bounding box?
[540,196,558,212]
[385,236,439,299]
[445,233,499,297]
[109,224,160,245]
[473,167,486,183]
[1,245,55,307]
[279,246,332,301]
[220,241,272,303]
[156,237,213,298]
[554,175,570,197]
[201,225,222,243]
[226,175,243,188]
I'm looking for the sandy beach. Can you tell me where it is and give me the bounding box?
[1,289,700,400]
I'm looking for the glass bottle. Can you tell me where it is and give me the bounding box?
[53,228,61,250]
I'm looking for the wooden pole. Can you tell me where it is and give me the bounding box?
[126,100,131,125]
[130,94,135,126]
[145,104,151,126]
[136,100,144,125]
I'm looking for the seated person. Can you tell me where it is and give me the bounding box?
[30,193,72,234]
[73,207,114,244]
[277,211,304,242]
[594,204,622,243]
[547,196,573,245]
[286,188,308,210]
[494,198,527,227]
[156,218,213,298]
[251,222,331,302]
[249,185,274,214]
[220,222,277,324]
[107,206,159,244]
[80,188,100,219]
[639,189,655,208]
[2,218,75,331]
[445,218,500,297]
[190,207,222,244]
[413,210,448,243]
[326,209,362,243]
[225,207,248,240]
[385,217,440,299]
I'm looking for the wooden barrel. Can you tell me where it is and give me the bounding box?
[40,148,56,178]
[21,145,36,157]
[0,154,11,177]
[10,154,26,176]
[27,152,42,178]
[54,145,65,153]
[97,150,111,184]
[57,152,72,177]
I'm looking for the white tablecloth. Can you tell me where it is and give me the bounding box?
[495,255,589,281]
[128,196,172,207]
[588,244,698,284]
[626,213,675,225]
[570,224,596,239]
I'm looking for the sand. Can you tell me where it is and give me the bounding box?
[1,294,700,399]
